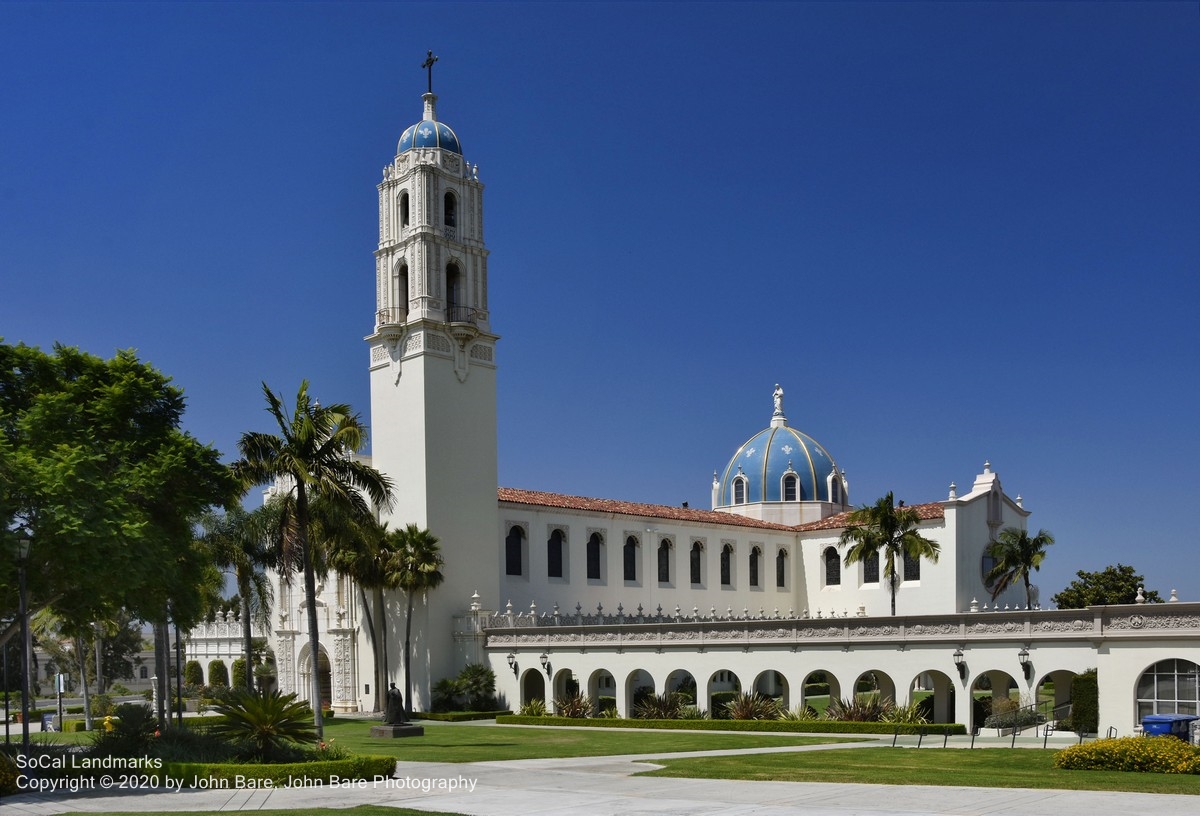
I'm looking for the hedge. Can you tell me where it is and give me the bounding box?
[496,715,966,735]
[1070,670,1099,735]
[165,755,397,787]
[1055,736,1200,774]
[415,710,512,722]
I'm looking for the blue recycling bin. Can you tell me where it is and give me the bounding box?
[41,712,55,732]
[1142,713,1199,739]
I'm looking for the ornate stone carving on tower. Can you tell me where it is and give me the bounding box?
[366,64,496,385]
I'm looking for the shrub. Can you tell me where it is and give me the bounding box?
[598,696,616,716]
[231,659,247,690]
[90,703,157,757]
[635,692,685,720]
[1055,736,1200,774]
[983,707,1041,730]
[0,750,17,796]
[804,682,830,697]
[91,693,115,718]
[458,663,497,710]
[206,690,318,761]
[184,661,205,687]
[207,660,229,688]
[678,705,710,720]
[825,694,893,722]
[724,693,781,721]
[432,678,464,712]
[780,705,819,720]
[1070,670,1098,735]
[710,691,739,719]
[555,692,592,718]
[518,698,547,717]
[881,700,929,725]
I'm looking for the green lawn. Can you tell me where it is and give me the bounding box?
[321,719,860,762]
[640,747,1200,796]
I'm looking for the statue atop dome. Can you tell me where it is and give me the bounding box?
[773,384,784,417]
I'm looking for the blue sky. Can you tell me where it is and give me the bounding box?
[2,2,1196,606]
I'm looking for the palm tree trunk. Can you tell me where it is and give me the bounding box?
[375,585,389,713]
[239,577,254,692]
[403,591,414,718]
[298,485,325,738]
[1024,574,1032,609]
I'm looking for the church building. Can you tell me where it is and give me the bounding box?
[191,77,1200,737]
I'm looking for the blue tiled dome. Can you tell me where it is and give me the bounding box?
[717,425,841,506]
[398,120,462,155]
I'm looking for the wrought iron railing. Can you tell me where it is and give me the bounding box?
[376,307,407,327]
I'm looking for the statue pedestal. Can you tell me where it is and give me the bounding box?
[370,724,425,738]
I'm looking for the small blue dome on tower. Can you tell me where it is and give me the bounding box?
[398,119,462,155]
[716,385,845,507]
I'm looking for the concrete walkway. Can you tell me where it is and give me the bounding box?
[4,727,1198,816]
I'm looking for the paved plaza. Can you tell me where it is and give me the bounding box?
[4,725,1198,816]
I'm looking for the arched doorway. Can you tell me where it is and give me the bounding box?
[297,645,332,709]
[521,669,546,708]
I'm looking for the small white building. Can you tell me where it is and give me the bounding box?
[243,81,1198,736]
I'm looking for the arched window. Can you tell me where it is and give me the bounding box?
[392,262,409,321]
[505,526,525,576]
[775,548,787,588]
[783,473,798,502]
[864,549,879,584]
[657,539,671,584]
[733,477,747,505]
[690,542,703,585]
[824,547,841,586]
[1137,659,1200,718]
[903,550,921,581]
[749,546,761,588]
[720,543,733,586]
[445,262,462,321]
[623,536,638,582]
[830,474,842,505]
[586,533,603,581]
[443,191,457,227]
[399,191,410,227]
[547,529,564,579]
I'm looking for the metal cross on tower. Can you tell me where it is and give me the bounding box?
[422,50,439,94]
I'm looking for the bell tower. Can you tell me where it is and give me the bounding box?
[365,57,499,708]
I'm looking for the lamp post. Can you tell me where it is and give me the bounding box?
[17,536,31,753]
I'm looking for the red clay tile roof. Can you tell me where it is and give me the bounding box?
[794,502,945,532]
[497,487,797,532]
[497,488,944,534]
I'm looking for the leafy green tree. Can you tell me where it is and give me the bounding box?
[0,343,236,658]
[198,504,278,691]
[457,663,496,711]
[838,492,940,616]
[1051,564,1162,608]
[233,381,392,737]
[392,524,445,717]
[984,527,1055,607]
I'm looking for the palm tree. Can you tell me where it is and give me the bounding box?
[326,514,397,713]
[392,524,444,718]
[838,492,940,616]
[198,504,277,692]
[984,526,1054,608]
[234,381,392,737]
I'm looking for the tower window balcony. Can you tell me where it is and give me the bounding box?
[447,305,479,325]
[376,307,408,328]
